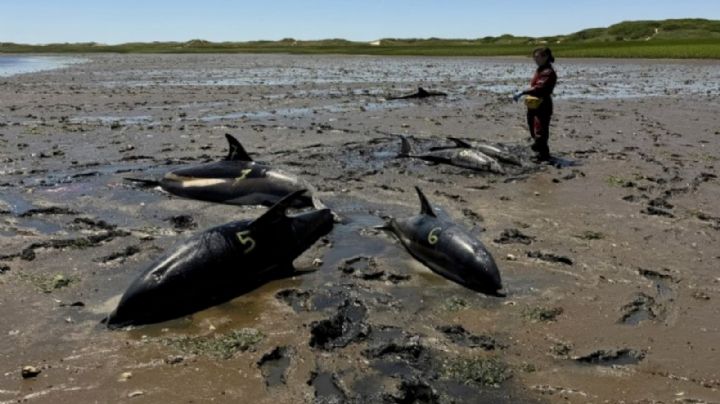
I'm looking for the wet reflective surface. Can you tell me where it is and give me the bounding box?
[0,54,719,403]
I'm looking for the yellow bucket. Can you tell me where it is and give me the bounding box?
[524,96,543,110]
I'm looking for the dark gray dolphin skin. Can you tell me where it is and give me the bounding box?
[157,134,325,209]
[106,190,334,328]
[379,187,503,296]
[440,137,524,167]
[398,135,505,174]
[387,87,447,100]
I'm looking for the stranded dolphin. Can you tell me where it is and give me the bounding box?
[127,134,326,209]
[398,135,505,174]
[378,187,503,296]
[387,87,448,100]
[106,190,334,328]
[437,137,524,167]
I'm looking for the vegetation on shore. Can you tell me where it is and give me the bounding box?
[2,19,719,58]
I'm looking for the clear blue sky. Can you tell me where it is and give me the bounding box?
[2,0,718,44]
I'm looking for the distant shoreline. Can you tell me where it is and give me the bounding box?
[1,38,719,59]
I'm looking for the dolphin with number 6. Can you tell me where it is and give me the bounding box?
[106,190,334,328]
[378,186,503,296]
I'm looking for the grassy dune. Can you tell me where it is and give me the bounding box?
[2,19,719,58]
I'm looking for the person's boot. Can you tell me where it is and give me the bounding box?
[537,144,551,161]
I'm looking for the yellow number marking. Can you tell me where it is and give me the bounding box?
[236,230,256,254]
[235,168,253,182]
[428,227,442,245]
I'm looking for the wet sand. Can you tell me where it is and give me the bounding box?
[0,54,719,403]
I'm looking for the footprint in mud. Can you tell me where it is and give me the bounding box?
[338,256,411,283]
[572,348,646,366]
[642,197,675,218]
[164,214,196,230]
[275,288,313,312]
[526,251,573,265]
[436,325,503,351]
[94,245,141,264]
[257,346,292,388]
[363,326,431,380]
[619,268,676,325]
[619,293,663,325]
[493,229,534,245]
[385,378,439,404]
[309,299,370,350]
[308,371,347,403]
[16,228,131,262]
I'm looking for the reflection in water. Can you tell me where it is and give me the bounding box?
[0,56,86,77]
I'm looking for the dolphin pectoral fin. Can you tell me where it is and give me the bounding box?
[310,195,343,223]
[447,136,472,148]
[414,186,437,217]
[225,133,253,162]
[250,189,307,228]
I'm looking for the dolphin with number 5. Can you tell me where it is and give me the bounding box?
[106,190,334,328]
[127,134,326,209]
[377,187,503,296]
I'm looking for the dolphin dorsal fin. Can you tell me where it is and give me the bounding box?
[447,136,472,148]
[414,186,436,217]
[417,87,428,96]
[398,135,413,157]
[225,134,253,161]
[251,189,306,228]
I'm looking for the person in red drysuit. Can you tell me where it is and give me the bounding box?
[513,47,557,161]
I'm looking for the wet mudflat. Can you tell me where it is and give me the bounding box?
[0,54,719,403]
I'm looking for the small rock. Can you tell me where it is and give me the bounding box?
[692,291,710,301]
[21,366,41,379]
[118,371,132,382]
[312,258,323,267]
[128,390,144,398]
[165,355,185,365]
[506,254,517,261]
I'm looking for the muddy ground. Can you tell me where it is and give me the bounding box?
[0,54,719,403]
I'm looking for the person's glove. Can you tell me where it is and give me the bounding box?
[512,91,524,102]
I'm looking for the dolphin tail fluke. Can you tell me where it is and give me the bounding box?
[447,136,472,148]
[414,186,437,217]
[398,135,413,158]
[225,133,253,162]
